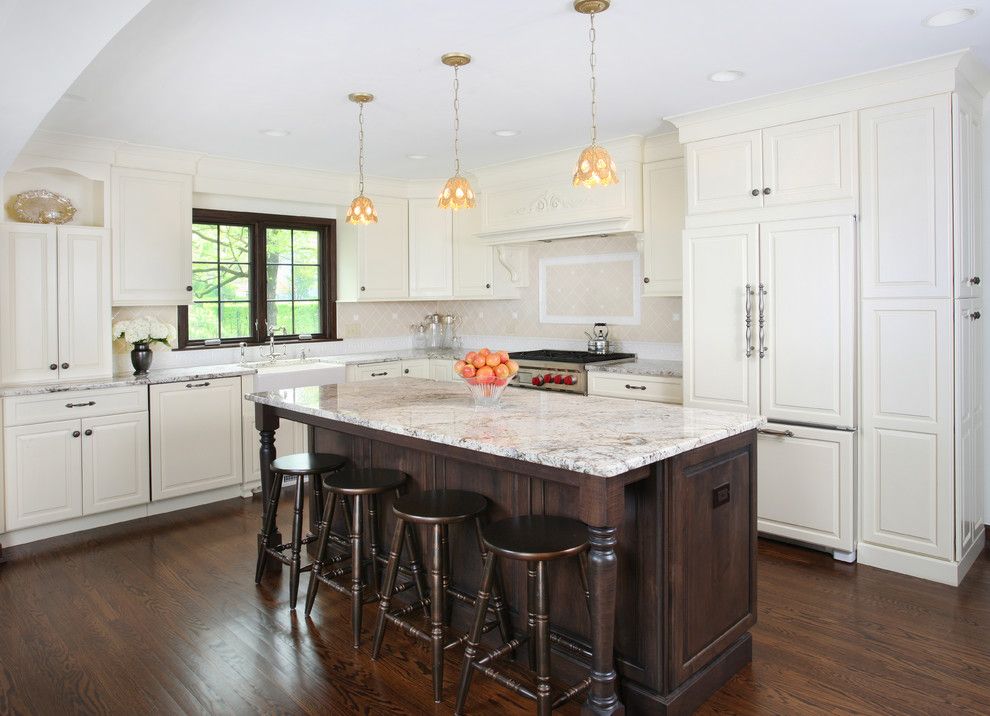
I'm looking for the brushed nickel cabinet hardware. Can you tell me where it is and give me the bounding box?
[758,283,768,358]
[750,189,759,196]
[758,427,794,437]
[185,381,211,388]
[763,187,771,195]
[744,284,755,358]
[371,371,388,377]
[643,277,650,284]
[66,401,96,408]
[625,384,647,391]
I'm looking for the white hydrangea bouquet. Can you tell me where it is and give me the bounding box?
[112,316,177,375]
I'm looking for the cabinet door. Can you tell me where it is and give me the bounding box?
[759,217,855,428]
[955,300,984,560]
[408,198,453,298]
[430,359,456,382]
[953,93,983,299]
[0,224,59,385]
[150,377,242,500]
[111,167,193,305]
[683,224,759,413]
[452,202,494,298]
[4,419,82,530]
[81,411,149,515]
[685,131,763,215]
[859,95,952,299]
[57,227,111,381]
[400,359,431,379]
[357,197,409,299]
[642,158,684,296]
[762,113,855,207]
[757,424,854,552]
[860,298,953,559]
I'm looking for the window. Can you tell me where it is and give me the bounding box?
[178,209,337,348]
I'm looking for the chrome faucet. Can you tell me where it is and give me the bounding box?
[266,325,287,361]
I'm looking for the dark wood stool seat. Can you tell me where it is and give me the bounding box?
[372,489,512,704]
[306,468,426,650]
[455,515,593,715]
[254,452,349,610]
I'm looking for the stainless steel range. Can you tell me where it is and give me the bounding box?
[509,350,636,394]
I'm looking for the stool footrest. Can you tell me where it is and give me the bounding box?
[549,630,593,660]
[551,677,592,710]
[475,636,528,667]
[471,662,537,702]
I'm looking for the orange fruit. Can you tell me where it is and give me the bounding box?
[476,365,494,380]
[462,364,476,379]
[472,355,487,369]
[454,360,467,375]
[478,347,491,357]
[497,351,510,364]
[505,359,519,375]
[464,351,477,363]
[494,363,510,380]
[485,353,501,368]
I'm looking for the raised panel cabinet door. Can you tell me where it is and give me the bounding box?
[953,93,983,299]
[57,227,112,381]
[955,299,984,560]
[758,217,856,428]
[860,298,953,559]
[408,198,453,298]
[762,113,856,207]
[859,95,952,299]
[452,202,494,298]
[357,197,409,299]
[683,224,759,413]
[111,167,193,305]
[400,359,431,379]
[685,131,763,215]
[757,425,854,553]
[4,419,82,530]
[150,377,242,500]
[0,224,59,385]
[642,158,685,296]
[81,411,150,515]
[429,359,456,382]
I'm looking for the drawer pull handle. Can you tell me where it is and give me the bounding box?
[185,382,211,388]
[625,384,647,391]
[84,429,93,436]
[66,401,96,408]
[758,427,794,438]
[371,372,389,377]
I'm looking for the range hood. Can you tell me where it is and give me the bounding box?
[477,216,640,245]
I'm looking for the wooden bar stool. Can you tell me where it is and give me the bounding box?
[254,452,348,610]
[305,468,419,648]
[371,489,513,704]
[455,515,593,716]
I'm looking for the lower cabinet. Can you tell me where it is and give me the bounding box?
[401,359,431,378]
[430,359,456,382]
[347,358,449,382]
[82,412,150,515]
[349,361,401,382]
[587,372,682,404]
[150,377,242,500]
[757,425,854,555]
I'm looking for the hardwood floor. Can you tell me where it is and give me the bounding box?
[0,497,987,715]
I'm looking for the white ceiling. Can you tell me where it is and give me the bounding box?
[40,0,990,180]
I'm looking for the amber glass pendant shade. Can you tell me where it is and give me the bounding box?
[573,144,619,187]
[346,194,378,224]
[437,175,476,210]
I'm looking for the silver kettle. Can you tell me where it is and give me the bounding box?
[586,323,610,354]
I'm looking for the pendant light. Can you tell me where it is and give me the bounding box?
[345,92,377,225]
[572,0,619,188]
[437,53,476,210]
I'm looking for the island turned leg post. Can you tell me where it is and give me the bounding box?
[256,405,281,571]
[582,525,624,716]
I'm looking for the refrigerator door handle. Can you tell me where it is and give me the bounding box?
[758,283,768,358]
[744,284,755,358]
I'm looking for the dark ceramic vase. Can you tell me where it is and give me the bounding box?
[130,342,153,376]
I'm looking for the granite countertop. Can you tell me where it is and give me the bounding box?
[325,349,463,365]
[247,378,763,478]
[586,359,683,378]
[0,364,256,398]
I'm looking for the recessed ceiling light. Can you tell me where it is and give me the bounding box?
[493,129,520,137]
[260,129,289,137]
[708,70,745,83]
[923,7,976,26]
[407,154,428,160]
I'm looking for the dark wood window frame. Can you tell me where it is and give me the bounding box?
[178,209,338,350]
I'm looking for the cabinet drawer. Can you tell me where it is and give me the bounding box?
[588,372,682,404]
[351,361,400,382]
[3,386,147,426]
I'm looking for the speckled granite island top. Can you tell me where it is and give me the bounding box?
[247,377,763,478]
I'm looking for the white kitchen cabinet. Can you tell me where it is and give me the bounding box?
[859,96,952,299]
[430,359,456,383]
[82,412,150,515]
[452,201,494,298]
[151,377,242,500]
[953,93,983,299]
[954,300,984,561]
[348,361,400,382]
[400,359,431,379]
[587,372,682,404]
[757,425,854,555]
[3,419,82,530]
[337,196,409,301]
[685,131,763,214]
[641,158,684,296]
[408,199,453,298]
[111,167,193,305]
[0,223,111,385]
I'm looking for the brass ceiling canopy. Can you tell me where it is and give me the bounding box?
[574,0,610,14]
[348,92,374,104]
[440,52,472,68]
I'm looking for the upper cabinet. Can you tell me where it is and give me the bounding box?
[0,224,111,385]
[408,198,453,298]
[684,114,856,219]
[452,201,494,298]
[337,196,410,301]
[111,167,193,305]
[953,93,983,299]
[641,158,685,296]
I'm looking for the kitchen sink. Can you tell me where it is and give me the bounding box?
[249,359,347,391]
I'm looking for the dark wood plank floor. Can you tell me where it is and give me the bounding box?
[0,496,987,715]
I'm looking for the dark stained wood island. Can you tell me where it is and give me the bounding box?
[249,378,763,715]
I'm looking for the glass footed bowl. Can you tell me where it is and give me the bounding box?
[462,376,509,408]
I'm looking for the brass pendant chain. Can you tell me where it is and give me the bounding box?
[589,12,598,146]
[357,101,366,195]
[453,66,462,176]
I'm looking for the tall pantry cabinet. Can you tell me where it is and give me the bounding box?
[673,52,986,585]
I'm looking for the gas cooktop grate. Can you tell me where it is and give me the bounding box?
[509,350,636,364]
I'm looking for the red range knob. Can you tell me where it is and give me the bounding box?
[563,375,575,385]
[553,375,564,384]
[544,374,553,384]
[532,376,544,386]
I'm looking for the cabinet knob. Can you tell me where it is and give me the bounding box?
[72,431,81,438]
[763,187,771,195]
[643,277,650,284]
[84,429,93,436]
[972,311,982,320]
[360,286,366,292]
[186,285,193,291]
[403,368,410,374]
[486,283,491,289]
[49,363,58,371]
[61,362,69,369]
[751,189,759,197]
[970,276,981,285]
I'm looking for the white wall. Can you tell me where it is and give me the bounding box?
[984,94,990,526]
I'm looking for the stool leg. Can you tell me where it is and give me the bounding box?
[526,564,538,671]
[534,560,551,716]
[304,486,339,616]
[429,524,445,703]
[371,517,407,659]
[366,494,381,598]
[350,493,364,648]
[399,496,430,619]
[441,524,452,624]
[473,516,512,644]
[454,551,497,716]
[288,475,307,610]
[255,473,283,584]
[310,475,325,536]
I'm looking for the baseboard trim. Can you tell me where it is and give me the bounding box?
[856,540,984,587]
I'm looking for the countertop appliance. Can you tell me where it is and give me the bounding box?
[510,349,635,394]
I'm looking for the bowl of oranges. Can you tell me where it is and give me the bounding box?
[454,349,519,407]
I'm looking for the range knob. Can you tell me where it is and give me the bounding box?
[544,374,553,384]
[531,376,544,386]
[553,375,564,384]
[562,375,575,386]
